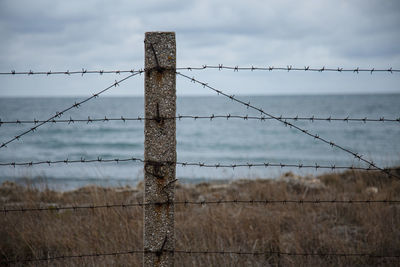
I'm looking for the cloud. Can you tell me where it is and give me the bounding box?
[0,0,399,96]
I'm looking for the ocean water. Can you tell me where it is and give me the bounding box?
[0,95,399,190]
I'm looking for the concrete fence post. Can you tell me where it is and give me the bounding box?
[143,32,176,267]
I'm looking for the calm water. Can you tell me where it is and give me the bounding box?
[0,95,399,189]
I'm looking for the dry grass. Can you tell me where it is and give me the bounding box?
[1,168,400,266]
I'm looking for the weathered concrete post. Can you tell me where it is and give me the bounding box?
[144,32,176,266]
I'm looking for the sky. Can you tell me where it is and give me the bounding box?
[0,0,399,96]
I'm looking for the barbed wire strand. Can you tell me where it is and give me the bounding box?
[3,248,399,264]
[1,66,399,76]
[0,156,388,172]
[0,69,143,76]
[0,73,141,150]
[1,115,399,125]
[3,199,400,214]
[176,72,399,179]
[176,65,400,73]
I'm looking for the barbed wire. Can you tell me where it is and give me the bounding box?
[0,156,388,172]
[2,249,143,264]
[1,66,399,76]
[1,115,399,125]
[0,73,141,150]
[3,199,400,214]
[0,69,143,76]
[177,65,400,73]
[176,72,399,179]
[3,248,399,264]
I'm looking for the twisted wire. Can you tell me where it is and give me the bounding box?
[176,72,398,179]
[3,248,399,264]
[1,66,399,75]
[176,65,400,73]
[0,69,143,76]
[0,73,141,150]
[0,156,386,172]
[3,199,400,214]
[1,115,399,125]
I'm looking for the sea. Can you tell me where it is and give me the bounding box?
[0,94,399,190]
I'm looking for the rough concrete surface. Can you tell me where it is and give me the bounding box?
[144,32,176,267]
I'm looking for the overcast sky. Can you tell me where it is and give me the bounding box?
[0,0,399,96]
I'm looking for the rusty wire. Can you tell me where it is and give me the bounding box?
[176,65,400,73]
[0,156,388,172]
[3,248,399,264]
[2,198,400,214]
[176,72,399,179]
[1,66,399,76]
[0,73,141,150]
[1,115,399,125]
[0,69,143,76]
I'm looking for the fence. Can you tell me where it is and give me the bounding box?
[1,32,400,266]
